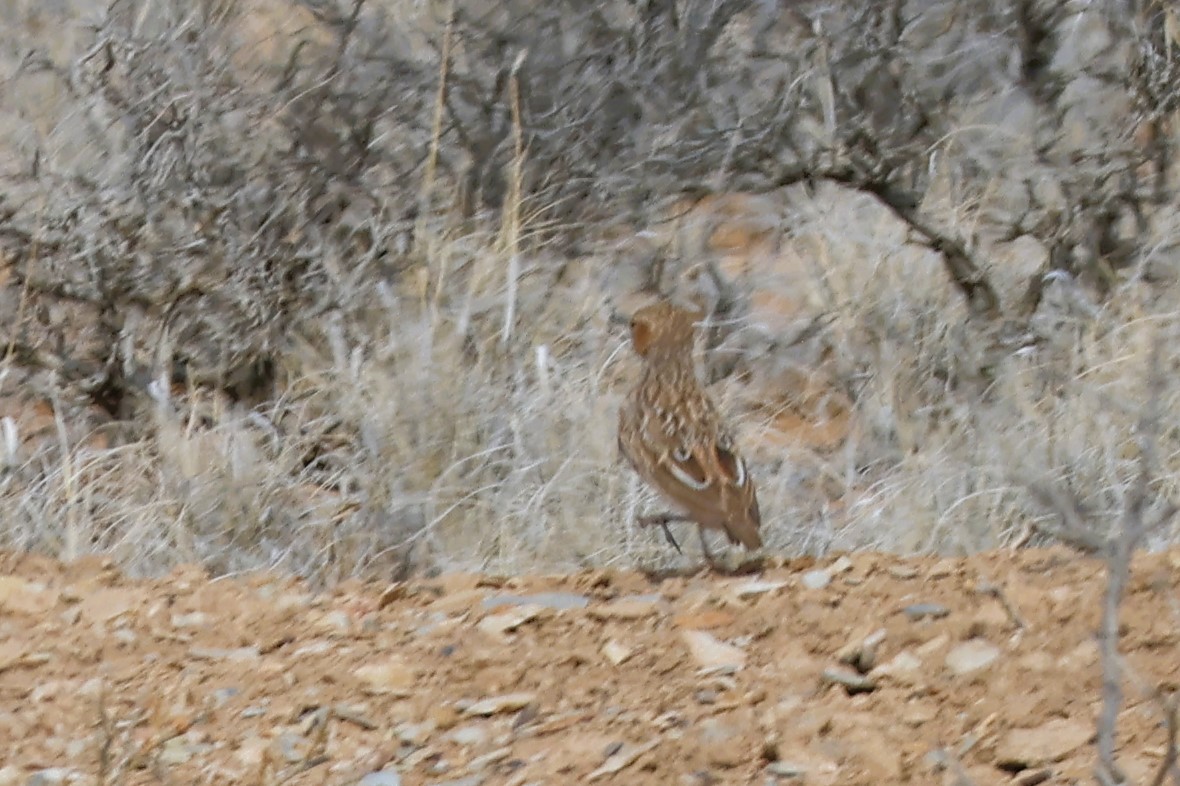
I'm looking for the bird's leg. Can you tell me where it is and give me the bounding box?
[637,512,690,554]
[697,525,721,571]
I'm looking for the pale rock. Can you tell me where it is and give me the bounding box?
[463,692,535,716]
[995,719,1092,768]
[681,630,747,670]
[945,639,1000,675]
[355,657,417,695]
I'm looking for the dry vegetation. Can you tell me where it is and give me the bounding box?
[0,0,1178,583]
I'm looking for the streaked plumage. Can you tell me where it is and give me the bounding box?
[618,301,762,563]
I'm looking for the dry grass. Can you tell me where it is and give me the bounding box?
[1,0,1179,581]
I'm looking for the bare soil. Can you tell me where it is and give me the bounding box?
[2,547,1179,785]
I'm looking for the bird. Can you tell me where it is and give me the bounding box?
[617,300,762,568]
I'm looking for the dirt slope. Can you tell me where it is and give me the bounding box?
[1,547,1178,785]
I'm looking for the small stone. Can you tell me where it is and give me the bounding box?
[587,740,660,781]
[463,693,535,716]
[830,555,854,574]
[171,611,209,628]
[0,576,56,615]
[602,639,633,665]
[727,579,788,599]
[681,630,746,670]
[477,605,542,637]
[945,639,1000,675]
[448,724,489,747]
[1014,769,1052,786]
[357,769,402,786]
[211,688,240,706]
[275,732,309,763]
[430,777,484,786]
[318,610,352,634]
[159,736,194,765]
[697,717,743,768]
[888,564,918,579]
[466,747,511,772]
[396,722,433,746]
[25,769,72,786]
[903,603,950,620]
[837,628,886,673]
[482,592,588,611]
[77,589,137,624]
[800,570,831,590]
[821,666,876,693]
[589,596,661,620]
[189,646,260,662]
[354,658,417,695]
[766,760,808,777]
[0,766,19,786]
[995,719,1092,769]
[673,610,735,629]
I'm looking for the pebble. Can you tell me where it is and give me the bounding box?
[356,769,402,786]
[800,570,831,590]
[354,657,417,694]
[681,630,747,670]
[945,639,1000,675]
[477,605,542,637]
[821,666,876,693]
[589,596,662,619]
[995,718,1091,768]
[903,603,949,621]
[602,639,633,665]
[448,724,489,747]
[463,693,535,716]
[482,592,588,611]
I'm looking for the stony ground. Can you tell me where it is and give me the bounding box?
[2,547,1179,786]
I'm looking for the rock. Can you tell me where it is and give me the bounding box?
[681,630,746,670]
[396,722,433,746]
[24,770,73,786]
[673,610,735,630]
[727,579,788,599]
[431,778,484,786]
[888,564,918,579]
[463,693,535,716]
[602,639,633,665]
[170,611,209,628]
[697,717,744,768]
[275,732,309,763]
[903,603,949,621]
[766,760,808,777]
[482,592,588,611]
[354,657,417,695]
[800,570,831,590]
[995,719,1092,769]
[945,639,1000,675]
[467,747,511,772]
[356,769,402,786]
[821,666,876,694]
[0,576,56,615]
[448,724,489,747]
[0,766,18,786]
[589,596,662,620]
[477,605,542,637]
[830,556,854,574]
[77,589,137,624]
[837,628,886,673]
[159,736,194,765]
[587,740,660,781]
[1013,769,1052,786]
[189,646,260,662]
